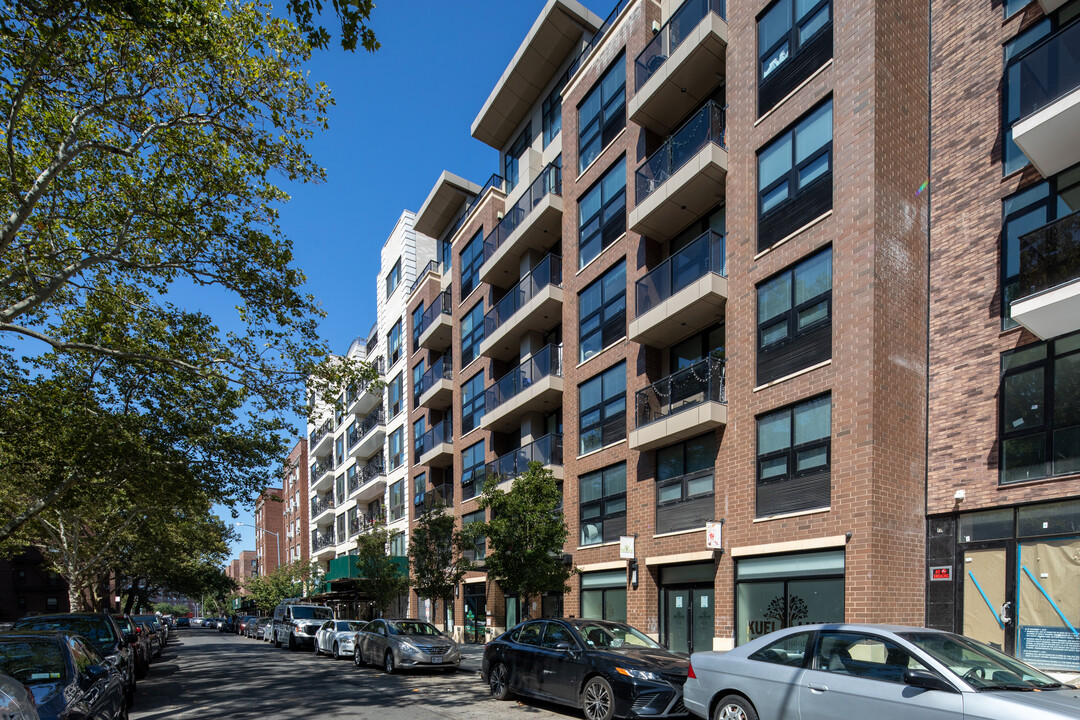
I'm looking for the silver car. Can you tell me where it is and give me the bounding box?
[314,620,364,659]
[684,623,1078,720]
[353,619,461,674]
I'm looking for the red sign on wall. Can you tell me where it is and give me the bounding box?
[930,566,952,582]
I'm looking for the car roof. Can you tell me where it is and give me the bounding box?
[0,631,67,642]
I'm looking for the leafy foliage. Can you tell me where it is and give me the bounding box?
[354,526,408,614]
[243,559,319,614]
[407,506,470,608]
[285,0,379,52]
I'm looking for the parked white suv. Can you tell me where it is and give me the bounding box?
[272,603,334,650]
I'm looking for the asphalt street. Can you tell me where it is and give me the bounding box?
[130,627,577,720]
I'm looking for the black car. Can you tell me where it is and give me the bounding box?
[13,613,136,708]
[112,614,149,679]
[0,631,126,720]
[175,617,190,628]
[482,619,689,720]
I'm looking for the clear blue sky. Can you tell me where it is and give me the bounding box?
[225,0,610,562]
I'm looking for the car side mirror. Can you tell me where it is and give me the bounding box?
[904,669,957,693]
[124,632,136,645]
[80,664,108,688]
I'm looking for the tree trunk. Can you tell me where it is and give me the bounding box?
[124,578,140,613]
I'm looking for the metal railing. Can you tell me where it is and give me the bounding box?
[416,418,453,458]
[485,344,563,410]
[636,230,725,315]
[355,405,386,443]
[635,101,726,204]
[1013,21,1080,124]
[484,254,563,337]
[635,356,726,428]
[568,0,633,79]
[365,324,378,355]
[409,259,441,295]
[417,355,452,399]
[485,434,564,484]
[1018,210,1080,299]
[310,456,333,480]
[309,419,332,448]
[415,483,455,510]
[635,0,726,91]
[310,494,334,518]
[359,456,386,484]
[417,290,452,340]
[347,469,361,495]
[447,173,505,240]
[482,158,562,264]
[312,529,335,551]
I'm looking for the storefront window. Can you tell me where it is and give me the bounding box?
[736,550,844,645]
[581,569,628,623]
[1017,538,1080,670]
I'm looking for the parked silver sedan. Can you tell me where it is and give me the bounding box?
[353,619,460,673]
[685,623,1078,720]
[314,620,363,659]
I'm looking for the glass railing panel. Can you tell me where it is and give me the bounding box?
[448,173,504,240]
[636,231,725,315]
[568,0,633,79]
[417,418,453,457]
[410,259,440,295]
[483,159,562,263]
[635,101,726,204]
[418,355,453,397]
[1015,22,1080,123]
[485,344,563,410]
[417,290,452,338]
[485,434,564,483]
[484,254,563,336]
[635,0,726,91]
[1018,210,1080,298]
[635,356,726,428]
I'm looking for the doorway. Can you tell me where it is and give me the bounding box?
[962,547,1010,653]
[463,583,486,644]
[659,563,715,654]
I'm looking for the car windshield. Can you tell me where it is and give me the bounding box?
[900,632,1065,690]
[338,622,361,632]
[292,607,334,620]
[13,617,116,653]
[389,621,441,636]
[575,622,662,649]
[0,640,66,684]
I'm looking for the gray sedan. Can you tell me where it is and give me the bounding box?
[353,619,460,674]
[684,623,1078,720]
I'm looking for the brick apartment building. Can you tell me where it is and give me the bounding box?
[282,438,311,566]
[254,486,284,576]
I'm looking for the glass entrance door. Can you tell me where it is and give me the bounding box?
[464,584,486,644]
[663,586,713,654]
[962,547,1010,652]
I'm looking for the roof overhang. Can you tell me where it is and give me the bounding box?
[414,171,482,238]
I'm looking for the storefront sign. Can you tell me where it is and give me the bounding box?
[619,535,635,559]
[1019,625,1080,670]
[706,521,723,550]
[930,565,952,581]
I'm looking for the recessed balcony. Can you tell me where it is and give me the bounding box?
[346,356,384,417]
[417,419,454,468]
[485,434,564,484]
[312,529,336,558]
[415,483,454,514]
[1011,22,1080,177]
[1011,210,1080,339]
[481,253,564,361]
[480,159,563,287]
[417,356,453,411]
[348,406,386,460]
[310,493,335,522]
[629,230,727,347]
[308,419,333,457]
[309,456,334,492]
[630,0,728,135]
[481,344,564,433]
[630,356,727,451]
[353,457,387,503]
[630,101,727,242]
[417,290,453,351]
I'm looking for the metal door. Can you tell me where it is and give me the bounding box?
[663,586,713,654]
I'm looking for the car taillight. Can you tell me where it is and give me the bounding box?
[687,661,696,680]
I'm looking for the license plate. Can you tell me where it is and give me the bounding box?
[430,655,443,664]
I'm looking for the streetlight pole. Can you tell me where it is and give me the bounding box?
[235,522,281,572]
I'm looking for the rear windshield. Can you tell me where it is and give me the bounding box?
[292,607,334,620]
[13,617,117,652]
[0,640,66,684]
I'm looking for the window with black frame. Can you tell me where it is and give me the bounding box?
[461,440,485,501]
[579,362,627,455]
[579,157,627,268]
[386,258,401,299]
[460,229,485,299]
[463,509,486,560]
[579,259,626,362]
[389,426,404,471]
[412,417,425,459]
[388,372,403,416]
[757,0,832,115]
[543,72,568,149]
[756,394,831,517]
[412,359,425,407]
[505,124,530,192]
[389,480,405,522]
[461,301,485,367]
[1000,165,1080,330]
[579,54,626,173]
[412,302,425,351]
[656,433,716,534]
[580,463,627,546]
[388,319,402,365]
[461,370,486,434]
[758,99,832,250]
[1000,332,1080,484]
[757,246,831,385]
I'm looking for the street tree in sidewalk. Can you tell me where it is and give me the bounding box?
[243,559,320,615]
[407,505,470,626]
[354,526,409,616]
[462,462,575,620]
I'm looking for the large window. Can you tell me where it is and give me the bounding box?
[736,550,844,645]
[463,509,486,561]
[461,440,485,501]
[412,302,425,350]
[580,463,627,546]
[388,373,403,417]
[757,99,833,250]
[412,359,425,408]
[756,394,831,517]
[389,426,404,471]
[757,246,832,384]
[388,319,403,366]
[656,434,716,534]
[757,0,832,115]
[579,259,626,362]
[1000,332,1080,483]
[390,531,407,556]
[461,371,486,434]
[578,54,626,173]
[386,258,401,299]
[505,125,530,192]
[581,570,627,622]
[389,480,405,522]
[461,301,485,367]
[460,229,484,298]
[579,158,627,268]
[579,362,627,455]
[543,75,567,148]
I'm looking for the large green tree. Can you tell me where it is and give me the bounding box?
[407,505,470,623]
[243,559,319,614]
[354,526,408,615]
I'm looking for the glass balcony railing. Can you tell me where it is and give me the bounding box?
[1014,21,1080,123]
[310,456,333,480]
[1018,210,1080,298]
[484,254,563,336]
[485,344,563,410]
[485,434,564,484]
[309,419,331,448]
[359,456,386,484]
[636,230,725,315]
[635,355,726,428]
[417,355,452,398]
[448,173,504,240]
[310,494,334,518]
[416,418,452,457]
[409,259,441,295]
[635,101,726,204]
[568,0,633,79]
[635,0,726,91]
[416,483,455,512]
[417,290,451,339]
[482,158,562,264]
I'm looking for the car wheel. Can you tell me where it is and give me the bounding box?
[582,677,614,720]
[354,646,364,667]
[489,662,511,701]
[714,695,758,720]
[288,633,297,651]
[384,650,396,674]
[314,640,322,656]
[117,698,129,720]
[333,642,340,659]
[274,632,281,649]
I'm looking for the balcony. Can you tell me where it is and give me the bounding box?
[346,356,383,416]
[417,356,453,411]
[353,456,387,503]
[630,101,727,242]
[309,456,334,490]
[415,171,483,240]
[417,418,454,468]
[409,259,441,296]
[485,434,564,484]
[630,0,728,135]
[480,254,564,361]
[310,493,335,521]
[417,290,453,351]
[630,356,727,451]
[309,419,333,456]
[481,344,563,433]
[479,159,563,287]
[1011,211,1080,339]
[349,406,386,459]
[416,483,455,513]
[312,529,336,556]
[630,231,727,347]
[1011,22,1080,177]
